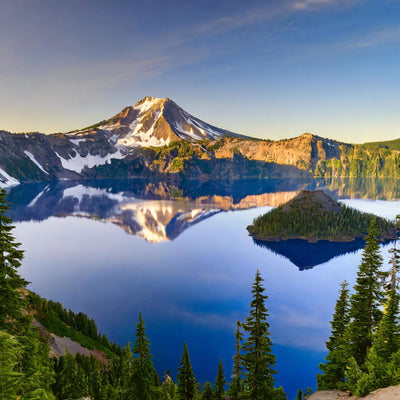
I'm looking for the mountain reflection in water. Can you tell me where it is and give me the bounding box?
[6,178,400,244]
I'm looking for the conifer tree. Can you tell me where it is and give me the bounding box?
[214,359,226,400]
[229,320,244,399]
[0,188,27,330]
[200,381,214,400]
[177,342,196,400]
[120,342,134,400]
[372,287,400,361]
[317,281,350,389]
[241,269,286,400]
[0,330,21,399]
[347,218,384,365]
[161,373,177,400]
[132,312,155,400]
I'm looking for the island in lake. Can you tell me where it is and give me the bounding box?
[247,190,397,243]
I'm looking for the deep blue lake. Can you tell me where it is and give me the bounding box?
[7,178,400,399]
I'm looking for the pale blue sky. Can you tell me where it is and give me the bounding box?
[1,0,399,142]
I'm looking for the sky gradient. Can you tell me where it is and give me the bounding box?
[1,0,399,143]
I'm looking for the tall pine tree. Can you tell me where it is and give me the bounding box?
[241,269,286,400]
[347,218,384,366]
[214,359,226,400]
[200,381,214,400]
[317,280,350,389]
[0,188,27,330]
[132,312,155,400]
[176,342,196,400]
[229,320,244,399]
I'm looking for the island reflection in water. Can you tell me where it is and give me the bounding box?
[253,237,370,270]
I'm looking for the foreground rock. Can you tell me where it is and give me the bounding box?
[309,385,400,399]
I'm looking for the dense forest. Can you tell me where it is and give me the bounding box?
[0,188,287,400]
[247,190,396,242]
[317,217,400,397]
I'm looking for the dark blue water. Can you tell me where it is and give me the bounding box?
[8,178,400,399]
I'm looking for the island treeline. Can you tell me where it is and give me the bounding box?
[0,189,286,400]
[317,217,400,396]
[248,191,395,242]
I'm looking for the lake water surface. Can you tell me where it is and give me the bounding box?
[7,178,400,399]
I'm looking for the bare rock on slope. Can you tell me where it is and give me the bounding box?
[309,385,400,400]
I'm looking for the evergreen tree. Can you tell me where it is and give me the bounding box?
[0,330,21,400]
[0,188,27,330]
[132,312,155,400]
[294,388,312,399]
[56,353,86,400]
[177,342,196,400]
[200,381,214,400]
[317,281,350,389]
[214,360,226,400]
[241,269,286,400]
[372,287,400,361]
[120,342,133,400]
[229,320,244,399]
[295,389,303,400]
[161,373,177,400]
[347,218,384,365]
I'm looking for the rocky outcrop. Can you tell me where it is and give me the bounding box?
[32,318,107,363]
[309,385,400,399]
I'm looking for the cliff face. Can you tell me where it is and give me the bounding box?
[211,133,344,171]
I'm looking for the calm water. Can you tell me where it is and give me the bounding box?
[7,178,400,399]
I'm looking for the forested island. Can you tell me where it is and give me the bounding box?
[247,190,396,243]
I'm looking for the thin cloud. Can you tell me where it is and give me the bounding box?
[183,0,347,41]
[346,26,400,50]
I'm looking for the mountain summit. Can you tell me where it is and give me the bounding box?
[68,96,240,147]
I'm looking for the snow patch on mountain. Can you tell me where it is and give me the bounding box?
[24,151,49,175]
[118,102,170,147]
[173,123,201,140]
[0,167,20,188]
[55,150,125,173]
[69,138,87,146]
[135,97,160,113]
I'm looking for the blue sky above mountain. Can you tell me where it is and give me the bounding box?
[1,0,399,142]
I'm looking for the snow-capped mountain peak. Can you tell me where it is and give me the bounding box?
[70,96,240,149]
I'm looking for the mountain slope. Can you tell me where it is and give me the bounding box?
[68,96,241,147]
